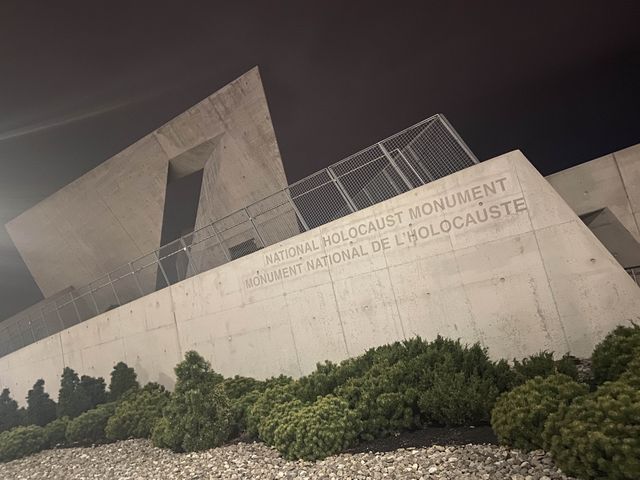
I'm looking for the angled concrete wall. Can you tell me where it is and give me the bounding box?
[2,150,639,403]
[6,67,286,299]
[547,143,640,246]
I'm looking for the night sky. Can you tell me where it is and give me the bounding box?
[1,1,639,320]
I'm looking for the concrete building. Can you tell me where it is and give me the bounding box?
[1,64,639,402]
[1,148,639,403]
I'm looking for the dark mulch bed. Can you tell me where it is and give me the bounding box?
[344,426,498,454]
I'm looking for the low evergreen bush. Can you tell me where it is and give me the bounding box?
[43,417,69,448]
[57,368,92,419]
[246,380,298,439]
[108,362,139,401]
[258,398,305,446]
[491,374,588,451]
[512,351,579,385]
[0,389,22,433]
[25,379,57,427]
[0,425,47,462]
[65,402,117,445]
[151,351,230,452]
[591,323,640,385]
[418,363,499,426]
[105,383,169,441]
[543,375,640,480]
[272,396,360,460]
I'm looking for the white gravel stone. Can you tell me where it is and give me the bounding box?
[0,439,577,480]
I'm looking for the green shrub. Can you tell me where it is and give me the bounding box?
[0,425,47,462]
[43,417,69,448]
[418,363,500,426]
[0,389,22,433]
[221,376,272,438]
[491,374,587,451]
[271,396,360,460]
[65,402,117,445]
[25,379,57,427]
[57,368,92,419]
[258,398,305,446]
[337,337,511,440]
[543,376,640,480]
[512,351,579,386]
[151,351,230,452]
[79,375,108,409]
[109,362,139,401]
[591,324,640,385]
[106,383,169,441]
[246,379,298,438]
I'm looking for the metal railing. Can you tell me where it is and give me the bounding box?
[627,267,640,287]
[0,114,477,357]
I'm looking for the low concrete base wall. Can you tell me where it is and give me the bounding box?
[2,150,639,403]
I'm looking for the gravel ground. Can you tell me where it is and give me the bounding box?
[0,439,576,480]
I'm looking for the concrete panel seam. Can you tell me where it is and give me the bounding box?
[168,287,184,359]
[319,242,351,358]
[281,292,305,377]
[447,236,485,345]
[512,164,571,352]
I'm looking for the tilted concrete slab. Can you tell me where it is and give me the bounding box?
[547,143,640,247]
[6,66,287,299]
[2,150,639,403]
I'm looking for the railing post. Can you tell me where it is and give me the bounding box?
[88,289,100,315]
[436,114,479,164]
[107,273,122,307]
[378,142,414,189]
[327,167,357,213]
[178,237,194,281]
[154,250,171,287]
[210,223,231,262]
[245,208,267,248]
[130,262,145,297]
[286,188,310,232]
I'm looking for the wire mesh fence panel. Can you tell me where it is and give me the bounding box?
[188,225,229,276]
[393,119,477,182]
[132,253,165,295]
[249,191,303,247]
[290,170,354,229]
[332,145,412,210]
[213,210,264,260]
[42,302,63,337]
[56,292,81,329]
[110,264,143,306]
[71,285,99,322]
[90,275,120,314]
[158,238,191,285]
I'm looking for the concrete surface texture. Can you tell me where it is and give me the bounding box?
[547,143,640,267]
[2,150,639,403]
[5,66,286,298]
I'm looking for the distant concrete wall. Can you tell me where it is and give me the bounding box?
[6,67,287,299]
[2,150,639,404]
[547,143,640,245]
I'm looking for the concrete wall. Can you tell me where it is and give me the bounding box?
[2,150,639,403]
[547,143,640,245]
[6,67,287,299]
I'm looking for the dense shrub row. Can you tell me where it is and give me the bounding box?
[0,322,637,476]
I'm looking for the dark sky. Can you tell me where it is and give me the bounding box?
[1,1,639,320]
